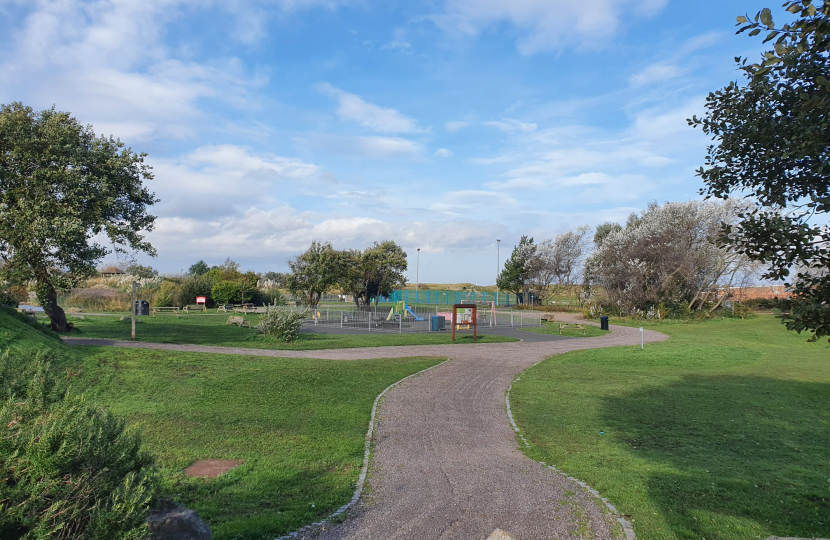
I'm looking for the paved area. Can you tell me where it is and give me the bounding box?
[65,315,668,540]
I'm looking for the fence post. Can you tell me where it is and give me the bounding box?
[399,313,402,333]
[511,312,514,327]
[340,311,343,328]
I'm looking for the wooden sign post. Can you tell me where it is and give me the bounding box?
[451,303,477,342]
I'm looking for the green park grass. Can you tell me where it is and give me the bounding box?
[66,313,517,349]
[520,321,610,338]
[509,315,830,540]
[0,309,443,539]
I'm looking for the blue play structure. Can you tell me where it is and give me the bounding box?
[405,305,424,321]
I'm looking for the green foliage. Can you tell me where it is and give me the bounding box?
[593,222,622,248]
[188,260,210,276]
[211,280,241,304]
[339,241,408,305]
[0,102,157,332]
[0,350,158,540]
[496,236,535,301]
[256,306,311,342]
[150,281,180,308]
[0,285,29,306]
[690,1,830,341]
[125,264,157,279]
[174,275,215,308]
[285,241,345,307]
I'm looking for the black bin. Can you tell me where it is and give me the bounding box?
[600,316,609,331]
[135,300,149,316]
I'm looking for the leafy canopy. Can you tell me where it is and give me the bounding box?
[689,1,830,341]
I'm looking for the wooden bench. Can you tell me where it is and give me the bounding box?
[226,316,251,328]
[233,304,256,314]
[217,304,234,313]
[558,323,585,335]
[152,307,180,316]
[183,304,206,313]
[540,314,557,322]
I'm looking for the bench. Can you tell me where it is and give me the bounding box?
[226,316,251,328]
[183,304,206,313]
[217,304,234,313]
[540,314,557,323]
[558,323,585,335]
[152,307,180,316]
[233,304,257,314]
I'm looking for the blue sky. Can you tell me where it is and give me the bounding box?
[0,0,782,284]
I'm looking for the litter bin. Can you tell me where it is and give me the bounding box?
[600,315,609,331]
[431,315,446,331]
[135,300,149,316]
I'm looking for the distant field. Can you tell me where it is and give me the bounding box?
[66,314,518,349]
[510,316,830,540]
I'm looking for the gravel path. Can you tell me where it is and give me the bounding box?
[65,315,668,540]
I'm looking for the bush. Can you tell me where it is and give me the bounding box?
[256,306,310,342]
[0,285,29,307]
[0,352,158,540]
[211,280,241,305]
[151,281,181,307]
[61,288,132,312]
[175,276,215,308]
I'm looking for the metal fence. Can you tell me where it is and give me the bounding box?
[380,290,519,306]
[304,305,542,334]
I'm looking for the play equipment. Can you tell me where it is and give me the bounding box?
[386,302,424,321]
[405,305,424,321]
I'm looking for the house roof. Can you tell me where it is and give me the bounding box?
[101,266,125,274]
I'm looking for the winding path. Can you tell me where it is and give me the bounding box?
[65,315,668,540]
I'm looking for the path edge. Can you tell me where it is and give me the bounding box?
[275,357,451,540]
[505,369,637,540]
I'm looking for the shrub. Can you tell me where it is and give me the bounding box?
[175,276,215,307]
[151,281,181,307]
[257,306,310,342]
[211,280,241,304]
[0,285,29,307]
[62,288,132,312]
[0,352,158,540]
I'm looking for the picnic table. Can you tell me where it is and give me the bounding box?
[558,323,585,335]
[152,306,180,316]
[182,304,206,313]
[233,303,257,314]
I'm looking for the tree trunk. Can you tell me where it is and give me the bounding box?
[38,282,71,332]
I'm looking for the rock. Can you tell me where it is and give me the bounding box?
[147,500,212,540]
[72,315,85,320]
[487,529,517,540]
[66,307,82,313]
[119,316,141,322]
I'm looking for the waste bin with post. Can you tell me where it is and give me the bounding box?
[135,300,150,316]
[600,316,609,331]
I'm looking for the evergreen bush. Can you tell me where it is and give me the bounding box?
[257,306,310,342]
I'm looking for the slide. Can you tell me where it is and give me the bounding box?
[405,305,425,321]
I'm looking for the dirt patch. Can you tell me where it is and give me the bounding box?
[184,459,243,478]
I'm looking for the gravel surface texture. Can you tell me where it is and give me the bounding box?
[65,315,668,540]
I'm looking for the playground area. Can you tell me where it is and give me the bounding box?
[306,302,543,333]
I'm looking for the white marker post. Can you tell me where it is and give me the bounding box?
[639,327,644,350]
[131,282,138,341]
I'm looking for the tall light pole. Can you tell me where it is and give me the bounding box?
[496,239,501,304]
[416,248,420,304]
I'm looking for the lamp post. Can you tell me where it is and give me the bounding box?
[416,248,420,304]
[496,239,501,304]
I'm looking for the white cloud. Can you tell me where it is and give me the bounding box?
[434,148,454,158]
[483,119,537,133]
[301,134,424,159]
[316,82,426,133]
[445,121,472,131]
[629,62,684,87]
[434,0,670,54]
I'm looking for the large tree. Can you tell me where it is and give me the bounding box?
[690,1,830,341]
[497,236,535,304]
[0,103,157,331]
[339,241,408,306]
[285,240,345,308]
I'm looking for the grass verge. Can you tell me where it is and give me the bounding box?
[66,314,517,349]
[510,316,830,540]
[520,321,609,338]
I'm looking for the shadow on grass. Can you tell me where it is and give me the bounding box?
[603,375,830,539]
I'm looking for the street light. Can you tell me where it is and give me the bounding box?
[416,248,420,304]
[496,239,501,305]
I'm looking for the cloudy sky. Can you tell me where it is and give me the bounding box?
[0,0,778,283]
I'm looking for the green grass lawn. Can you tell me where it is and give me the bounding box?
[0,309,444,539]
[520,321,610,338]
[65,314,516,349]
[510,316,830,540]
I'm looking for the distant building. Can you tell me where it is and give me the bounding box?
[100,266,125,277]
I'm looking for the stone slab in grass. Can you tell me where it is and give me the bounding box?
[184,459,242,478]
